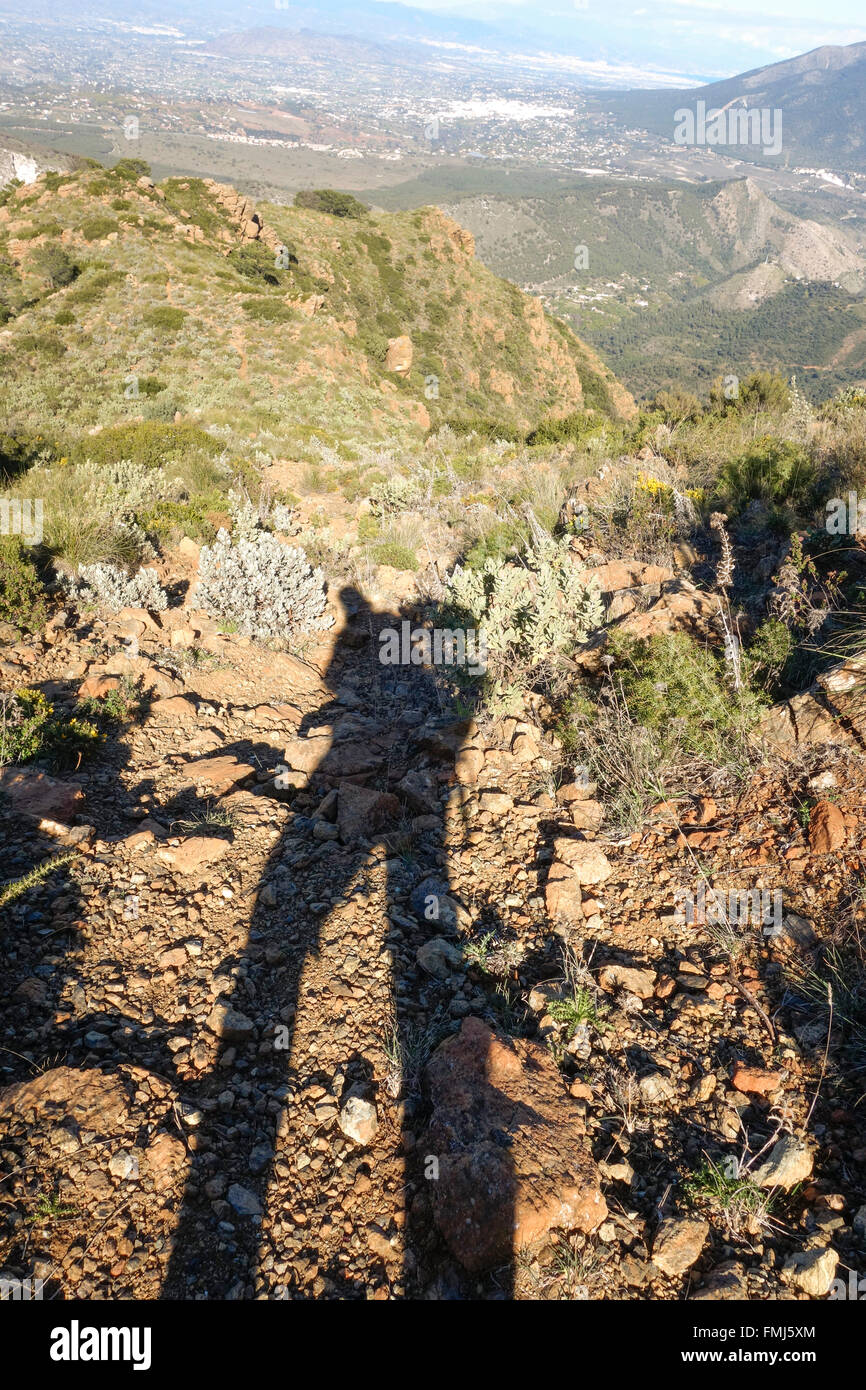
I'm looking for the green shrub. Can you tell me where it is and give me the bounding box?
[744,617,796,696]
[18,333,66,361]
[373,540,417,570]
[79,216,119,242]
[65,270,123,304]
[607,630,766,765]
[137,498,217,544]
[294,189,368,219]
[0,538,46,631]
[526,411,605,447]
[76,681,138,726]
[112,158,151,181]
[144,306,187,332]
[0,688,101,769]
[441,415,521,443]
[710,370,790,415]
[463,522,522,570]
[228,243,293,284]
[30,245,77,290]
[69,420,220,471]
[0,430,57,479]
[717,437,815,515]
[241,297,293,323]
[649,388,703,424]
[141,394,182,422]
[53,309,75,326]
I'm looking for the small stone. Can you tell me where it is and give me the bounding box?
[731,1062,785,1096]
[417,937,463,980]
[553,837,612,886]
[227,1183,262,1217]
[156,836,229,877]
[206,1003,256,1044]
[108,1150,139,1181]
[652,1217,710,1277]
[249,1144,273,1175]
[753,1134,813,1190]
[599,963,657,999]
[809,800,846,854]
[338,1095,378,1147]
[409,876,458,932]
[639,1072,676,1106]
[783,1246,838,1297]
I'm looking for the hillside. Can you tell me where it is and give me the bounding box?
[2,161,866,1313]
[439,176,866,400]
[0,163,632,457]
[592,40,866,172]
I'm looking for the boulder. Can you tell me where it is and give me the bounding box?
[384,335,413,376]
[423,1017,606,1272]
[0,768,83,824]
[337,783,400,843]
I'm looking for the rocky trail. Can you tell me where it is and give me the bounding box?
[1,562,866,1302]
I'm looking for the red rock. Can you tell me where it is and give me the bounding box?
[0,768,83,823]
[148,695,197,722]
[731,1062,785,1096]
[424,1017,606,1272]
[0,1067,129,1133]
[182,754,255,792]
[156,836,229,876]
[78,674,122,698]
[809,800,846,854]
[553,836,612,885]
[544,860,583,920]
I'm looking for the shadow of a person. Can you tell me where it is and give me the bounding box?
[153,585,515,1299]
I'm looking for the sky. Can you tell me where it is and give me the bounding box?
[375,0,866,78]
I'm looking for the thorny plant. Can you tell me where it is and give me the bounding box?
[771,533,844,638]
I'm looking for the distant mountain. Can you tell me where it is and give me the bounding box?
[591,41,866,172]
[443,176,866,303]
[437,175,866,399]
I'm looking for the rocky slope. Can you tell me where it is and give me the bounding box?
[1,530,864,1300]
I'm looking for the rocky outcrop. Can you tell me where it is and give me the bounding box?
[758,651,866,751]
[203,178,283,254]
